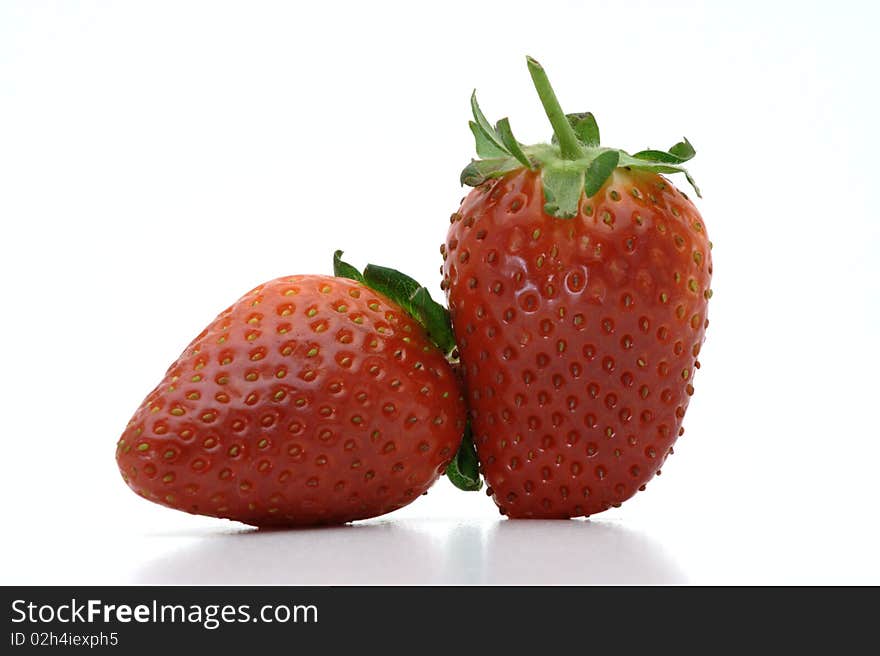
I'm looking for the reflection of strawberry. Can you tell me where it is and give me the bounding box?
[117,253,469,526]
[443,57,712,518]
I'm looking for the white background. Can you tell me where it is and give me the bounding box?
[1,0,878,584]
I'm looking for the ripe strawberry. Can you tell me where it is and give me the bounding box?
[442,57,712,518]
[116,253,472,527]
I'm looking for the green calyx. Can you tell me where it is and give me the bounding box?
[444,422,482,492]
[333,250,455,356]
[332,251,482,492]
[461,55,701,219]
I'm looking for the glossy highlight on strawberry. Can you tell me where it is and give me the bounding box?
[116,274,467,526]
[443,57,712,518]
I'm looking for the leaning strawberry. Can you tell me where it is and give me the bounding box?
[442,57,712,518]
[116,252,475,527]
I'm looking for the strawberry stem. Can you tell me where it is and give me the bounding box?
[526,56,583,161]
[461,56,702,205]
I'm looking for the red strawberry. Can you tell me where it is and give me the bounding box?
[116,253,470,526]
[442,57,712,518]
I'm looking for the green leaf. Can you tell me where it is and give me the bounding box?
[618,151,702,198]
[460,157,521,186]
[362,264,421,311]
[668,137,696,162]
[541,166,584,218]
[583,150,620,198]
[550,112,600,148]
[445,423,482,492]
[409,287,456,354]
[661,167,701,198]
[362,265,457,356]
[631,149,686,164]
[632,139,695,165]
[332,250,365,283]
[494,117,532,168]
[571,112,600,147]
[683,170,701,197]
[469,120,508,159]
[634,164,701,198]
[470,91,508,156]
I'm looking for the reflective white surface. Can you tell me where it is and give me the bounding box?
[5,482,879,584]
[134,519,685,585]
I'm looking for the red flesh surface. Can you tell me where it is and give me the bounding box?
[443,168,711,518]
[116,275,466,526]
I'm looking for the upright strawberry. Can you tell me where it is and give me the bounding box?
[443,57,712,518]
[116,253,476,527]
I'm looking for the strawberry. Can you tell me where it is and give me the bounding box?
[442,57,712,518]
[116,252,475,527]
